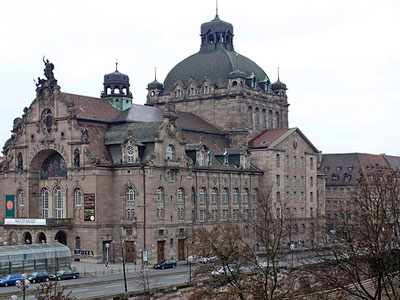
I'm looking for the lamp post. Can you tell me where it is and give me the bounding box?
[290,243,295,268]
[105,243,110,268]
[16,274,29,300]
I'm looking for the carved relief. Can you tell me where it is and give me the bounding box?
[84,147,100,165]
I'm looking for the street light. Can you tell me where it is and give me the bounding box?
[16,273,29,300]
[105,243,110,268]
[290,243,295,268]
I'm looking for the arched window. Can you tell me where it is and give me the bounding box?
[54,187,63,219]
[126,187,135,202]
[199,187,206,204]
[211,187,218,204]
[166,144,175,160]
[177,187,185,202]
[73,149,80,168]
[255,108,260,128]
[243,188,249,204]
[233,188,239,204]
[222,188,229,204]
[253,189,258,204]
[17,190,24,207]
[268,110,273,129]
[262,109,267,128]
[74,188,82,206]
[157,187,164,202]
[126,146,135,163]
[275,112,280,128]
[248,107,253,127]
[17,152,23,170]
[199,151,205,166]
[41,188,49,218]
[232,81,237,86]
[273,111,277,129]
[208,34,214,44]
[75,236,81,249]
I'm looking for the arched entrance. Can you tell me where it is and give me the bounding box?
[37,232,47,244]
[55,231,67,245]
[23,232,32,244]
[8,231,18,245]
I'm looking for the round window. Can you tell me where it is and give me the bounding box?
[41,109,53,135]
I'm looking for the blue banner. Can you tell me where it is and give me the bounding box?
[5,195,15,218]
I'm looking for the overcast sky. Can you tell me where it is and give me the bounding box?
[1,0,399,156]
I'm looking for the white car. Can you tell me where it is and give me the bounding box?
[199,256,217,264]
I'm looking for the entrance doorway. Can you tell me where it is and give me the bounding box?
[55,231,67,245]
[37,232,47,244]
[178,239,185,260]
[157,241,165,262]
[125,241,135,263]
[23,232,32,244]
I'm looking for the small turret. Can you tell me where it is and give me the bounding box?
[101,61,133,111]
[271,68,287,96]
[146,67,164,105]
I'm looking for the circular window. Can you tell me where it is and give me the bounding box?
[41,108,53,135]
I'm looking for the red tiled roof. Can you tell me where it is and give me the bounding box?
[61,92,120,122]
[248,129,290,148]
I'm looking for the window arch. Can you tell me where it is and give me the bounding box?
[177,187,185,202]
[166,144,175,160]
[233,188,239,204]
[211,187,218,204]
[74,188,82,206]
[252,189,258,204]
[75,237,81,249]
[17,190,24,207]
[199,151,205,167]
[157,187,164,202]
[54,187,63,219]
[222,188,229,204]
[126,145,135,163]
[73,149,80,168]
[199,187,206,204]
[248,107,253,127]
[41,188,49,218]
[255,108,260,128]
[268,110,273,129]
[17,152,23,170]
[243,188,249,204]
[262,109,267,128]
[275,111,280,128]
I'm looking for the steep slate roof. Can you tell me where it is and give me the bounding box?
[112,104,163,123]
[384,155,400,171]
[162,46,269,93]
[248,128,319,153]
[104,122,162,145]
[320,153,393,186]
[61,93,120,122]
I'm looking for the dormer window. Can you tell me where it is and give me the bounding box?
[188,88,197,96]
[175,89,183,98]
[199,151,205,167]
[332,174,339,181]
[126,146,135,163]
[203,86,210,94]
[243,155,247,169]
[166,144,175,160]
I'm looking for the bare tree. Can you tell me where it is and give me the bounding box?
[34,282,76,300]
[189,187,300,300]
[309,168,400,299]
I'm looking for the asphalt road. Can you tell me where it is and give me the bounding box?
[0,265,196,300]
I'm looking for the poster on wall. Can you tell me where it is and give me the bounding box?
[84,193,95,221]
[5,195,15,218]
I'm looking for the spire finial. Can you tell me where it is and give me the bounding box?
[154,66,157,81]
[216,0,219,17]
[277,67,280,81]
[115,59,118,71]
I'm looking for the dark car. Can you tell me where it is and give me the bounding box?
[27,271,50,283]
[153,259,177,269]
[0,274,23,287]
[49,269,79,281]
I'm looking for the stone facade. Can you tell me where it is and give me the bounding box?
[0,13,325,264]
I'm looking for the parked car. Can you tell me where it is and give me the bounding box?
[153,259,177,269]
[49,269,79,281]
[0,274,23,287]
[27,271,50,283]
[199,256,217,264]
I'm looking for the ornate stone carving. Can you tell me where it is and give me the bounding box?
[84,147,100,165]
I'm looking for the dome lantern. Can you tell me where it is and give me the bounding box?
[200,14,234,52]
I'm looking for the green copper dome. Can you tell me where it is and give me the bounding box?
[162,46,269,93]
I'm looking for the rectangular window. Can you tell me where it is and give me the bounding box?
[293,176,297,187]
[285,155,289,168]
[310,157,314,169]
[340,188,344,195]
[211,210,218,221]
[293,191,297,202]
[310,207,314,217]
[276,154,280,167]
[310,177,314,187]
[293,207,297,217]
[222,209,228,221]
[300,207,304,217]
[199,210,206,222]
[300,157,304,168]
[300,192,304,202]
[293,156,297,168]
[243,209,249,220]
[285,207,290,217]
[285,192,289,202]
[326,188,330,195]
[276,175,280,186]
[333,188,337,195]
[310,192,313,202]
[233,209,239,221]
[285,176,289,187]
[300,176,304,187]
[252,208,257,220]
